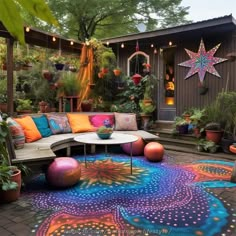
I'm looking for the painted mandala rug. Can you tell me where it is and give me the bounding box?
[22,154,236,236]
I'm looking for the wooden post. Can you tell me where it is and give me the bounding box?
[6,38,15,116]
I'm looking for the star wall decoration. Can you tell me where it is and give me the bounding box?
[178,39,228,83]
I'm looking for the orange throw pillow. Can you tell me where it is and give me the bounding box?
[67,113,95,133]
[14,116,42,143]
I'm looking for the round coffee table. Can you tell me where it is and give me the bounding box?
[74,132,138,174]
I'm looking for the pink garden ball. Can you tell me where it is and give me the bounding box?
[121,135,145,156]
[46,157,81,187]
[144,142,164,162]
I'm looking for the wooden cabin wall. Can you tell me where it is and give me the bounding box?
[175,30,236,115]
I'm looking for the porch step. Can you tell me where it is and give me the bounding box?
[148,128,236,161]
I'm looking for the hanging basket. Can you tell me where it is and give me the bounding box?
[132,73,142,85]
[113,69,121,76]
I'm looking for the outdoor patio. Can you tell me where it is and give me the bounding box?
[0,149,235,236]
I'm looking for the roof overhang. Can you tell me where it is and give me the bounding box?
[0,22,82,53]
[103,15,236,46]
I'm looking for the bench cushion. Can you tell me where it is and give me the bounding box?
[114,112,138,131]
[46,113,72,134]
[32,115,52,137]
[14,116,42,143]
[67,113,95,133]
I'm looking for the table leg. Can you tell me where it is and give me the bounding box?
[130,142,133,174]
[84,144,87,167]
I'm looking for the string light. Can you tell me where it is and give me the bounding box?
[169,41,173,46]
[151,44,154,48]
[25,27,30,32]
[70,41,74,45]
[154,48,158,54]
[106,41,109,46]
[52,36,56,42]
[121,43,124,48]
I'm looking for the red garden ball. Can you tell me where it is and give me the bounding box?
[121,135,145,156]
[144,142,164,161]
[46,157,81,187]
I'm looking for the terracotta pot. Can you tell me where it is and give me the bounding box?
[0,103,7,112]
[113,69,121,76]
[98,72,104,79]
[205,130,223,144]
[0,169,21,203]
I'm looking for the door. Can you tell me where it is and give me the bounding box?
[158,47,176,121]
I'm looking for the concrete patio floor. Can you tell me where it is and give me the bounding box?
[0,150,235,236]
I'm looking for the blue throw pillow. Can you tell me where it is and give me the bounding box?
[32,115,52,137]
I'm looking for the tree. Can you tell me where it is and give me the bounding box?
[0,0,58,44]
[44,0,190,41]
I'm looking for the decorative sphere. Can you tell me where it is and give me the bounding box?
[144,142,164,161]
[121,135,145,156]
[46,157,81,187]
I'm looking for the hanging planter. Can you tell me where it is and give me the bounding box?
[101,67,108,74]
[132,73,142,85]
[113,69,121,76]
[55,63,64,70]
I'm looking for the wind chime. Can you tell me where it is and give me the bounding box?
[132,40,142,85]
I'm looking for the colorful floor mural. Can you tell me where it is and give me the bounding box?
[23,154,236,236]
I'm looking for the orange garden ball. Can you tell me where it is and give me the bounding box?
[144,142,164,161]
[121,135,145,156]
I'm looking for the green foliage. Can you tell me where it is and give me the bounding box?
[196,139,219,153]
[58,72,82,96]
[97,126,113,134]
[16,99,32,111]
[45,0,190,41]
[139,100,156,114]
[0,0,58,44]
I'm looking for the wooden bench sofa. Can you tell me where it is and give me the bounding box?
[7,112,159,169]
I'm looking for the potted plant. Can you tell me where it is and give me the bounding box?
[0,115,22,203]
[113,67,121,76]
[16,99,33,114]
[190,108,206,138]
[81,99,93,112]
[196,139,219,153]
[96,126,113,139]
[139,100,156,130]
[49,54,66,70]
[57,71,81,97]
[173,116,189,134]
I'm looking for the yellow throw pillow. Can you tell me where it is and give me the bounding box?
[14,116,42,143]
[67,113,95,133]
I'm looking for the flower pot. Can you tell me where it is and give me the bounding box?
[113,69,121,76]
[0,169,21,203]
[220,137,235,153]
[81,103,92,112]
[0,103,7,113]
[132,74,142,85]
[178,124,189,134]
[55,63,64,70]
[205,130,223,144]
[98,72,104,79]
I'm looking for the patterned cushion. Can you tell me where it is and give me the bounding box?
[32,115,52,137]
[89,114,114,128]
[7,118,25,149]
[14,116,42,143]
[114,112,138,131]
[46,113,72,134]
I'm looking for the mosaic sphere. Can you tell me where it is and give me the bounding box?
[46,157,81,187]
[144,142,164,162]
[121,135,145,156]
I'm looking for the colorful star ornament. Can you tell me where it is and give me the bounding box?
[178,39,228,83]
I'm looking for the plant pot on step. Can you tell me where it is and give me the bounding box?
[220,137,235,154]
[177,124,189,134]
[205,130,223,144]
